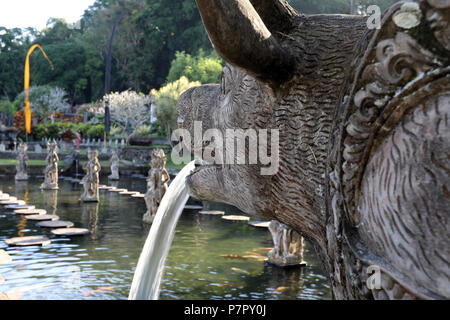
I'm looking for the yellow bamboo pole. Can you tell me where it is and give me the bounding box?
[24,44,54,134]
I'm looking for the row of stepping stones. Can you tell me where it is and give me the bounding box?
[100,185,268,227]
[0,190,89,248]
[98,185,145,198]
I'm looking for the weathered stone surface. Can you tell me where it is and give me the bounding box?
[248,221,270,228]
[109,188,127,192]
[221,215,250,221]
[0,200,25,206]
[108,149,120,180]
[41,140,59,190]
[36,220,74,228]
[15,142,28,181]
[198,210,225,216]
[131,193,145,198]
[5,235,51,246]
[4,204,35,210]
[51,228,89,236]
[267,220,306,268]
[119,191,139,195]
[80,149,100,202]
[25,214,59,221]
[143,149,170,224]
[14,208,47,215]
[177,0,450,299]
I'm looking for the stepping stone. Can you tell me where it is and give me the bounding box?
[0,197,17,203]
[119,191,138,195]
[0,250,12,265]
[5,235,51,247]
[184,205,203,211]
[4,204,35,210]
[36,220,74,228]
[0,194,10,200]
[0,200,25,206]
[248,221,271,228]
[25,214,59,221]
[109,188,127,192]
[14,209,47,216]
[131,193,145,198]
[221,215,250,221]
[51,228,89,236]
[198,210,225,215]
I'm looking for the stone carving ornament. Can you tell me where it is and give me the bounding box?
[109,149,120,180]
[143,149,170,224]
[80,149,101,202]
[268,220,305,267]
[176,0,450,299]
[15,142,28,181]
[42,140,59,190]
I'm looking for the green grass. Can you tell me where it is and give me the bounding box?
[0,159,68,166]
[165,151,193,169]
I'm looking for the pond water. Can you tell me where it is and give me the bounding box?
[0,176,331,300]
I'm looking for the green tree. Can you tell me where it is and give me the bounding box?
[151,76,200,140]
[166,50,224,84]
[0,27,35,100]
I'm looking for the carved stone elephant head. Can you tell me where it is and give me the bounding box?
[176,0,450,299]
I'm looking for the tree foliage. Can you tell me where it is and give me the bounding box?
[151,76,200,139]
[102,89,152,141]
[166,50,224,84]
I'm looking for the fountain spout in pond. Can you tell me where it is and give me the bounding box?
[128,160,195,300]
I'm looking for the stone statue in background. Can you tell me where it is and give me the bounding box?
[267,220,305,267]
[15,142,28,181]
[41,140,59,190]
[108,149,120,180]
[143,149,170,224]
[80,149,101,202]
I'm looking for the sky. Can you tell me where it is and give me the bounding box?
[0,0,96,30]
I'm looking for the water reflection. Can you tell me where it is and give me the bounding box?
[43,189,58,216]
[0,177,331,300]
[81,203,99,240]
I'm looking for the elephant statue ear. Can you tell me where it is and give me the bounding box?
[195,0,296,89]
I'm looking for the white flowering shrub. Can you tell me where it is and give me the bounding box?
[16,85,71,121]
[102,90,151,141]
